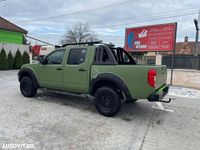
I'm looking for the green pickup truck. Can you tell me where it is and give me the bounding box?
[18,41,169,117]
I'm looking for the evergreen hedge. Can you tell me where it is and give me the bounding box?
[22,51,30,64]
[7,51,14,69]
[0,48,30,70]
[13,49,23,69]
[0,48,8,70]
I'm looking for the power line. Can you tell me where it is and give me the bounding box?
[27,11,198,39]
[27,10,198,39]
[92,11,198,29]
[17,7,199,31]
[26,35,55,46]
[91,7,200,27]
[18,0,139,23]
[26,10,197,29]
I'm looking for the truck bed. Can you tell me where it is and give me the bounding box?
[91,65,167,99]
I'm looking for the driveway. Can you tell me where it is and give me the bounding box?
[0,70,199,150]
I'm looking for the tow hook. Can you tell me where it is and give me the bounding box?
[160,98,175,103]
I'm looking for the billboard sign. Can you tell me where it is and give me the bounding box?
[124,23,177,52]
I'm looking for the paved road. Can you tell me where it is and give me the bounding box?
[0,70,199,150]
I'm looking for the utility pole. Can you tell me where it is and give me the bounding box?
[198,10,200,56]
[194,10,200,56]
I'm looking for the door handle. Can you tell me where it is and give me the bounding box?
[78,68,86,72]
[56,68,63,71]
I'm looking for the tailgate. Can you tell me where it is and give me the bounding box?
[155,65,168,89]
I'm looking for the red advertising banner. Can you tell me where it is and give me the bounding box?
[124,23,177,52]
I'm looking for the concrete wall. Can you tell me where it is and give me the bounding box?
[155,54,162,65]
[167,69,200,89]
[0,43,30,56]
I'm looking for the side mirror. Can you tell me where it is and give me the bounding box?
[38,56,46,65]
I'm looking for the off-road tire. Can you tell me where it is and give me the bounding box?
[94,86,121,117]
[20,76,37,97]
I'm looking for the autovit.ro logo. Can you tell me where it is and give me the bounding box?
[2,143,34,149]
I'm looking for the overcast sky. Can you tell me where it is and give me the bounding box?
[0,0,200,46]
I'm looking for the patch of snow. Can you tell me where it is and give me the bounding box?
[168,86,200,99]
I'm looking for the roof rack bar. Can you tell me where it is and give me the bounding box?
[102,43,115,47]
[62,40,103,47]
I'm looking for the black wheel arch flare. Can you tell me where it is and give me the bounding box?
[18,68,39,89]
[90,73,133,101]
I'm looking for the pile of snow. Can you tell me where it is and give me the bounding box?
[168,86,200,99]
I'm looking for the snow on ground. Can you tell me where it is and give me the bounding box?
[168,86,200,99]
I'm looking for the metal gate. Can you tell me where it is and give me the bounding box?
[162,55,200,70]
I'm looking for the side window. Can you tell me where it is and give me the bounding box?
[102,49,109,62]
[122,51,130,63]
[46,49,65,64]
[67,49,87,65]
[95,46,117,65]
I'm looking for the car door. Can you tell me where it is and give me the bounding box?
[63,48,89,93]
[38,49,65,89]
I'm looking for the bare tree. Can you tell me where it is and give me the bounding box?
[60,22,97,44]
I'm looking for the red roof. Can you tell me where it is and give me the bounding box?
[0,16,27,34]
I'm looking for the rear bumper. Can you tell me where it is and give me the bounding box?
[147,85,169,102]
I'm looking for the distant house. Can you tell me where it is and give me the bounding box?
[0,16,29,55]
[175,36,200,55]
[160,36,200,56]
[160,36,200,69]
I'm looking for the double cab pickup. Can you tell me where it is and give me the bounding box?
[18,42,169,117]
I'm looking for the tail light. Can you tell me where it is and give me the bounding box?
[148,69,157,88]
